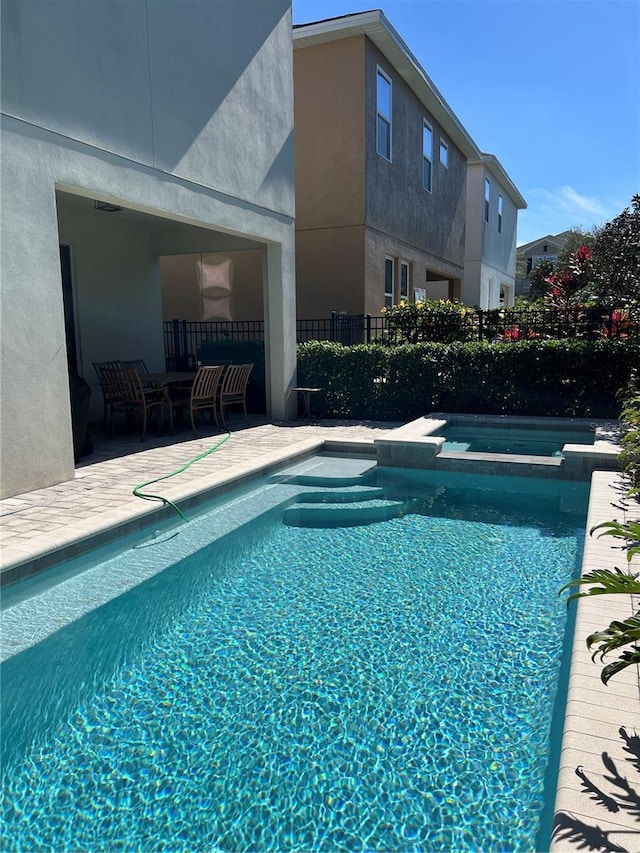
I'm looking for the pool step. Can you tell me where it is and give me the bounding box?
[282,493,405,528]
[278,470,377,488]
[295,486,387,504]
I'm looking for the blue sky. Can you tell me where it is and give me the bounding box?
[292,0,640,246]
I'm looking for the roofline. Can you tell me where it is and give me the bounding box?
[293,10,482,160]
[469,154,527,209]
[516,232,571,253]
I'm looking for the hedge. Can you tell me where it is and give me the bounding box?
[296,339,640,420]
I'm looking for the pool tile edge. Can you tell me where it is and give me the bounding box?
[550,470,640,852]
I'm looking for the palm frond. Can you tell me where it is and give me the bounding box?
[591,519,640,563]
[560,568,640,604]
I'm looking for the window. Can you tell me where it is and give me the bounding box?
[400,261,409,300]
[497,194,503,234]
[531,254,557,268]
[439,139,448,168]
[384,257,394,308]
[376,68,392,161]
[422,122,433,191]
[484,178,490,222]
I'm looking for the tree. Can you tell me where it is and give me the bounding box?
[528,258,556,301]
[591,195,640,307]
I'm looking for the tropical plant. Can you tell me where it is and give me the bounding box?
[561,520,640,684]
[527,258,556,301]
[560,380,640,684]
[544,245,593,311]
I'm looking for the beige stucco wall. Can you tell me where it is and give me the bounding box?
[161,250,264,323]
[294,36,366,231]
[295,227,366,316]
[294,35,367,318]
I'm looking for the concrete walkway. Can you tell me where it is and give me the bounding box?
[0,418,399,579]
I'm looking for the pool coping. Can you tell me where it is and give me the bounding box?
[375,414,622,481]
[0,436,380,586]
[550,470,640,852]
[1,430,638,849]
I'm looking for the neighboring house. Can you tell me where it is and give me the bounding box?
[293,10,482,317]
[292,11,525,317]
[463,154,527,309]
[0,0,296,499]
[515,232,571,296]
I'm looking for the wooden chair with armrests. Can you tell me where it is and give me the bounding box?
[169,364,225,435]
[104,367,173,441]
[121,359,153,390]
[92,360,123,427]
[219,363,254,425]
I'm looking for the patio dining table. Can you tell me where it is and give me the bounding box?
[140,371,196,388]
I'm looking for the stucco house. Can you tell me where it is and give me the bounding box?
[463,154,527,309]
[0,0,296,499]
[515,231,571,296]
[292,10,525,317]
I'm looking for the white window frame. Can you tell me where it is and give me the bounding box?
[439,138,448,168]
[400,261,410,300]
[422,120,433,192]
[376,67,392,162]
[384,256,395,308]
[484,178,491,223]
[497,194,503,234]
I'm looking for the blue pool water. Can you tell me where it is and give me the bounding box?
[440,425,595,457]
[1,459,587,852]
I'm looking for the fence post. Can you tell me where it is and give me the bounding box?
[365,314,371,344]
[477,309,483,341]
[330,311,337,342]
[171,319,181,369]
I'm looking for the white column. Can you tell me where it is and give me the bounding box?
[263,231,297,420]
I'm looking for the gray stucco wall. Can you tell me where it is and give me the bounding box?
[1,0,294,216]
[364,41,467,269]
[1,0,295,499]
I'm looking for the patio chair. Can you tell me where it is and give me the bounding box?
[219,363,254,425]
[121,359,153,389]
[92,360,123,427]
[169,364,225,435]
[104,367,173,441]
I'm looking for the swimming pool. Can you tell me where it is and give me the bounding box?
[1,456,587,852]
[440,425,595,457]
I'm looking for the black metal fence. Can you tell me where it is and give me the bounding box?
[164,308,636,368]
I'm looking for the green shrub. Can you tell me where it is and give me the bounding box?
[381,299,476,344]
[297,339,638,420]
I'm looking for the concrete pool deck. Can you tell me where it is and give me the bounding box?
[0,416,638,851]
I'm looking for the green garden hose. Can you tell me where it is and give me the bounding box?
[133,431,231,521]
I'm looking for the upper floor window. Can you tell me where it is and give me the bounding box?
[422,122,433,191]
[484,178,490,222]
[400,261,410,300]
[497,194,503,234]
[439,139,448,168]
[384,256,395,308]
[377,68,392,161]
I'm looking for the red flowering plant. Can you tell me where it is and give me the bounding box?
[545,245,592,310]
